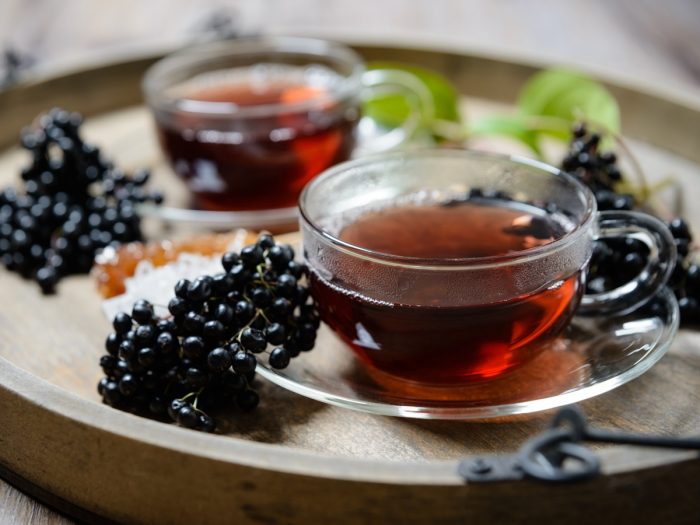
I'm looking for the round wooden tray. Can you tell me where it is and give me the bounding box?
[1,42,700,524]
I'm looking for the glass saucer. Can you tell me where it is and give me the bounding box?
[134,157,299,232]
[256,287,679,420]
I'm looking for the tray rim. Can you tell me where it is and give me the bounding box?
[8,34,700,115]
[2,353,698,483]
[2,38,700,162]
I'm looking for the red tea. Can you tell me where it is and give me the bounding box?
[156,66,358,211]
[309,200,584,384]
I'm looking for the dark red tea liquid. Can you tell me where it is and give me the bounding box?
[156,66,358,211]
[310,201,584,384]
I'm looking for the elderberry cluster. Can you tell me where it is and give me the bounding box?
[562,123,698,325]
[97,234,320,432]
[665,219,700,323]
[562,123,635,212]
[0,108,162,293]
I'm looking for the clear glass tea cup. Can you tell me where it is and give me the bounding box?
[300,150,676,384]
[143,36,432,213]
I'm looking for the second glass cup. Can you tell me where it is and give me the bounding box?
[143,37,431,213]
[300,150,676,385]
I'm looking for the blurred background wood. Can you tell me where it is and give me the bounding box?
[1,0,699,92]
[0,0,698,523]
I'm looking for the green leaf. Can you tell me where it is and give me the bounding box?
[362,62,462,131]
[468,115,542,155]
[518,68,620,135]
[362,92,413,130]
[469,68,621,154]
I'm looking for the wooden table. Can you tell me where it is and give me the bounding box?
[0,1,699,523]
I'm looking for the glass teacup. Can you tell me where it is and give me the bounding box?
[300,150,676,384]
[143,37,431,213]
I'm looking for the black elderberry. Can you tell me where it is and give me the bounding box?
[284,340,301,358]
[250,287,272,307]
[234,300,255,323]
[622,252,645,274]
[105,332,121,356]
[102,381,121,405]
[686,264,700,295]
[240,328,266,353]
[119,374,139,397]
[132,300,154,324]
[268,297,292,320]
[156,319,177,333]
[240,244,264,268]
[214,303,234,325]
[267,244,291,270]
[97,377,109,396]
[269,347,290,369]
[669,218,691,241]
[296,323,317,343]
[198,414,216,433]
[113,312,132,334]
[100,355,118,375]
[177,405,199,428]
[183,311,206,334]
[221,251,240,272]
[221,370,247,396]
[35,265,57,294]
[232,350,256,375]
[135,324,156,345]
[207,347,232,372]
[676,239,690,258]
[257,233,275,250]
[127,359,145,375]
[250,315,267,330]
[118,340,136,360]
[236,390,259,412]
[115,360,130,379]
[286,261,305,280]
[187,277,212,302]
[203,320,225,342]
[186,368,209,389]
[168,399,187,421]
[211,272,234,296]
[156,331,178,354]
[265,323,286,345]
[182,336,206,359]
[137,347,157,367]
[275,274,297,297]
[294,285,310,306]
[226,290,242,304]
[141,370,159,391]
[229,264,252,287]
[174,278,190,299]
[168,296,188,316]
[679,297,700,325]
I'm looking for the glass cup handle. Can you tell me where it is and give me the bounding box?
[579,210,677,315]
[354,69,435,155]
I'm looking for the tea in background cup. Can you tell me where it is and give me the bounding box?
[143,37,431,212]
[300,150,676,385]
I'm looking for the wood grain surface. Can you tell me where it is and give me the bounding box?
[1,2,700,523]
[1,0,700,93]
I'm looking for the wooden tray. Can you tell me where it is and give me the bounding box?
[1,42,700,524]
